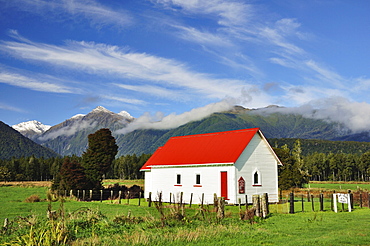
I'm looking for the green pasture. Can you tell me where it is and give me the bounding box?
[1,184,370,245]
[0,186,370,245]
[304,181,370,191]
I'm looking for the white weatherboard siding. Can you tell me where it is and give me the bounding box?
[235,133,279,203]
[143,171,152,199]
[147,165,235,204]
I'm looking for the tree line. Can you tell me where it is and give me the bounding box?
[274,139,370,190]
[0,154,150,183]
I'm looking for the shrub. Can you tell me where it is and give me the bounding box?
[24,194,41,203]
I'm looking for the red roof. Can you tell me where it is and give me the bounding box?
[141,128,260,170]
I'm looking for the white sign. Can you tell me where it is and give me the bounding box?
[337,193,348,204]
[333,193,351,213]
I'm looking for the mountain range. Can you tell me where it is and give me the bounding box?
[8,105,370,159]
[0,121,58,159]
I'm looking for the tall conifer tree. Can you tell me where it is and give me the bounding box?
[82,128,118,190]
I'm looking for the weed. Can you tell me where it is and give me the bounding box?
[24,195,41,203]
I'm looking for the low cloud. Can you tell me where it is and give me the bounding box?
[253,97,370,133]
[115,100,234,135]
[38,119,97,141]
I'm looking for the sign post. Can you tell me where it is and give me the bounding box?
[333,193,351,213]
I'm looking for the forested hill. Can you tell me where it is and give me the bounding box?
[0,121,59,160]
[115,109,366,156]
[269,138,370,156]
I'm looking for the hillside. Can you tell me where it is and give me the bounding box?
[0,121,59,160]
[115,109,355,156]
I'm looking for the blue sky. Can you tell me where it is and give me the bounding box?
[1,0,370,129]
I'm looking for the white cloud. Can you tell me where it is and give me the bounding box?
[153,0,252,27]
[0,32,249,100]
[115,100,234,134]
[0,102,24,113]
[113,83,183,100]
[101,95,147,105]
[0,69,76,93]
[38,119,97,141]
[254,97,370,133]
[1,0,133,29]
[172,25,232,47]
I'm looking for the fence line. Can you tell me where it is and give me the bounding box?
[56,189,370,215]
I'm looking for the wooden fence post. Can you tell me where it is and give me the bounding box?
[301,194,304,212]
[217,197,225,219]
[82,190,86,201]
[311,195,314,211]
[90,190,92,201]
[127,191,130,205]
[238,198,242,211]
[169,192,172,205]
[348,190,353,210]
[252,195,261,217]
[138,192,141,206]
[158,192,162,206]
[320,193,324,211]
[180,192,184,216]
[360,193,363,208]
[201,193,204,209]
[289,192,294,214]
[189,193,193,208]
[100,190,103,203]
[261,193,269,218]
[110,190,113,203]
[148,192,152,207]
[118,190,122,204]
[245,195,248,210]
[307,191,310,202]
[77,190,80,200]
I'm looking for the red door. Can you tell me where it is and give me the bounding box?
[220,171,228,199]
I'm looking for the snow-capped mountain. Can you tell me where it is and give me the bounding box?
[35,106,134,156]
[12,120,51,140]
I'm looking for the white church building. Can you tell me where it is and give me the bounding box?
[141,128,282,204]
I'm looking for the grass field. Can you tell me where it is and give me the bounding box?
[304,181,370,191]
[0,181,369,245]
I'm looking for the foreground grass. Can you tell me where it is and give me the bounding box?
[1,185,370,245]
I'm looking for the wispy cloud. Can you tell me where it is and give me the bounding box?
[152,0,252,27]
[0,102,24,113]
[0,31,249,101]
[113,83,183,100]
[0,68,76,93]
[101,95,147,105]
[0,0,133,29]
[173,25,232,47]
